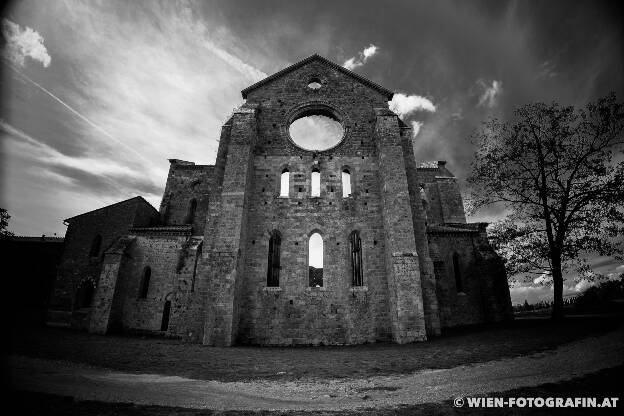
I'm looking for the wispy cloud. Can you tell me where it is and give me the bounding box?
[2,1,270,234]
[1,121,142,179]
[1,18,51,67]
[477,79,503,108]
[343,44,378,70]
[389,93,436,118]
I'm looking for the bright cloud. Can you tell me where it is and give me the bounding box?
[477,79,503,108]
[389,93,436,118]
[1,18,51,67]
[343,44,379,70]
[411,120,423,138]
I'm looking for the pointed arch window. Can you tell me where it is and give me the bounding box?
[185,198,197,224]
[350,230,363,286]
[280,168,290,197]
[161,300,171,331]
[139,266,151,298]
[89,234,102,258]
[76,280,95,309]
[311,167,320,197]
[266,230,281,287]
[453,252,463,293]
[342,169,352,198]
[309,232,323,287]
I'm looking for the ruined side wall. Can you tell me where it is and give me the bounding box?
[113,232,189,332]
[428,226,512,329]
[417,164,466,224]
[428,231,487,328]
[52,199,158,316]
[159,162,214,234]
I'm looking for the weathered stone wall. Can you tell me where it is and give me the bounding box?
[160,161,214,235]
[50,54,513,345]
[428,226,512,328]
[113,231,190,332]
[401,130,441,337]
[227,60,399,345]
[417,163,466,225]
[51,197,158,327]
[237,154,391,345]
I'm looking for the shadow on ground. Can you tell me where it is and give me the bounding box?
[9,315,622,382]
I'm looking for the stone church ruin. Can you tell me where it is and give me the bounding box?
[49,54,513,346]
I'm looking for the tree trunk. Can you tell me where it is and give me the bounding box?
[551,255,565,320]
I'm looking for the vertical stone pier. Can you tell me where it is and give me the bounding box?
[375,109,427,343]
[202,105,257,346]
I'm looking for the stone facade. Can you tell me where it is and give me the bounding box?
[49,54,513,345]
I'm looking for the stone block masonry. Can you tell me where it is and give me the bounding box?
[51,54,512,345]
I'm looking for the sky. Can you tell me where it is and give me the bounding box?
[1,0,622,303]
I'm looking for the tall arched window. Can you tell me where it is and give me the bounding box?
[311,168,320,197]
[309,232,323,287]
[139,266,151,298]
[453,253,463,293]
[266,230,281,287]
[342,169,352,198]
[161,300,171,331]
[280,168,290,197]
[350,230,363,286]
[185,198,197,224]
[89,234,102,258]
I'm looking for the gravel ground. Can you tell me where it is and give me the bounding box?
[9,316,619,382]
[8,325,624,412]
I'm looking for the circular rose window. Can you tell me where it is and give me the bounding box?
[289,107,344,151]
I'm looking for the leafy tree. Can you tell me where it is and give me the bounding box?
[467,93,624,320]
[0,208,14,238]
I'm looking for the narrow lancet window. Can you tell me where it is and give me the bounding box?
[139,266,151,298]
[311,168,320,197]
[76,280,94,308]
[453,252,463,293]
[309,232,323,287]
[161,300,171,331]
[280,169,290,197]
[342,169,352,198]
[89,234,102,258]
[266,231,281,287]
[185,199,197,224]
[350,230,363,286]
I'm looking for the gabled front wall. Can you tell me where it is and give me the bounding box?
[233,60,420,345]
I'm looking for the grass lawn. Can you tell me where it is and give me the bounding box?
[9,315,622,382]
[10,364,624,415]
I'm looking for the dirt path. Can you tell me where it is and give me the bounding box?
[9,326,624,411]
